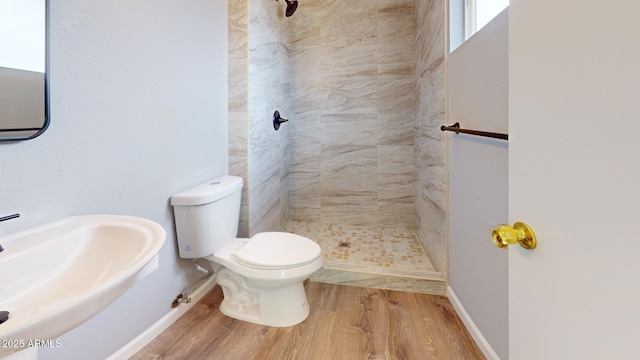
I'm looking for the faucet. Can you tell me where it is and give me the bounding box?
[0,213,20,252]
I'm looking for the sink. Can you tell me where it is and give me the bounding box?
[0,215,165,357]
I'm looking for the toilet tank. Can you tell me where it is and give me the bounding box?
[171,176,243,259]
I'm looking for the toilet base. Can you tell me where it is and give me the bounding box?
[216,267,310,327]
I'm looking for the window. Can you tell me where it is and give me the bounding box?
[451,0,508,51]
[466,0,509,39]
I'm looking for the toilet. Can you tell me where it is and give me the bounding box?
[171,175,323,327]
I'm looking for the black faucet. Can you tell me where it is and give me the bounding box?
[0,213,20,252]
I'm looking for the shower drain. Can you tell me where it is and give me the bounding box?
[338,241,351,248]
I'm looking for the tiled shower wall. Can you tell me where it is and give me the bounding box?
[228,0,249,237]
[288,0,416,227]
[228,0,291,237]
[229,0,448,275]
[414,0,447,273]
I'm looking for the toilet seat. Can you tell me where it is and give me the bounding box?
[233,232,322,270]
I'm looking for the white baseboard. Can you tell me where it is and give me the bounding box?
[107,277,218,360]
[447,286,500,360]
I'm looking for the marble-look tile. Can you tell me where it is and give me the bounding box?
[377,145,414,206]
[290,153,320,175]
[290,111,320,143]
[229,155,247,180]
[378,112,414,145]
[249,173,283,234]
[377,0,414,66]
[228,0,248,113]
[320,170,378,211]
[378,145,413,174]
[379,6,412,31]
[322,68,378,113]
[413,0,447,276]
[284,0,421,231]
[228,66,248,113]
[377,173,413,203]
[289,171,321,207]
[321,0,378,46]
[377,74,414,115]
[312,268,446,295]
[228,111,248,156]
[290,146,321,173]
[415,181,447,272]
[230,155,250,238]
[378,0,414,8]
[415,56,445,117]
[321,43,379,76]
[289,208,322,222]
[250,43,291,96]
[242,0,292,234]
[290,82,326,116]
[228,0,248,52]
[290,47,323,91]
[377,202,414,227]
[321,205,378,226]
[249,0,287,46]
[414,0,446,74]
[321,188,377,207]
[321,145,377,174]
[288,2,323,48]
[228,0,250,237]
[321,113,378,146]
[320,162,376,225]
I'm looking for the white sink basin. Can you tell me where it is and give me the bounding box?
[0,215,165,356]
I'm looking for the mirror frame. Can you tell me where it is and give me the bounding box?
[0,0,50,142]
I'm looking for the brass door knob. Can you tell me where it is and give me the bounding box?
[492,222,537,249]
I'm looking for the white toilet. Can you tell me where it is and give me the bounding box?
[171,175,323,327]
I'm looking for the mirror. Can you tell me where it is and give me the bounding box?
[0,0,49,142]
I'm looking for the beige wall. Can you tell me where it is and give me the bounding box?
[414,0,447,273]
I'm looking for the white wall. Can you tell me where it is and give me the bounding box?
[448,9,508,360]
[0,1,228,359]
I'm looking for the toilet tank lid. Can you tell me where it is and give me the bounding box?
[171,176,243,206]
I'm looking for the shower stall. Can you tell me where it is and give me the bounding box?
[228,0,447,294]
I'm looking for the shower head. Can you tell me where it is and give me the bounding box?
[276,0,298,17]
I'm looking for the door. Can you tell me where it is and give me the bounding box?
[509,0,640,358]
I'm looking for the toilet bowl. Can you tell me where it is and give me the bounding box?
[171,176,323,327]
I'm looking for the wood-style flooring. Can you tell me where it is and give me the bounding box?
[132,282,485,360]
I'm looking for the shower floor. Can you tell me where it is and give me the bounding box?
[283,220,446,295]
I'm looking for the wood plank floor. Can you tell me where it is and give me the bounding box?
[132,282,485,360]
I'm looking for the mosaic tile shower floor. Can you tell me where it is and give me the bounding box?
[283,220,446,294]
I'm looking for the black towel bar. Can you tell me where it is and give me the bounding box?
[441,122,508,140]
